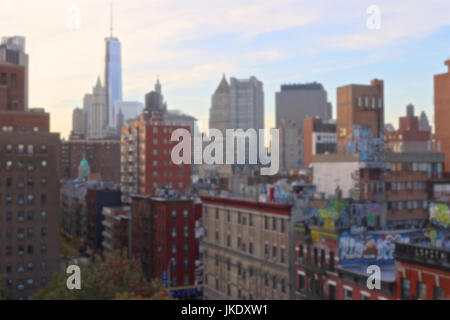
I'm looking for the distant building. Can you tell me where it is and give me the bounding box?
[61,138,121,183]
[87,77,108,139]
[419,111,432,132]
[71,107,86,139]
[113,101,143,122]
[0,36,29,110]
[434,59,450,170]
[337,79,384,153]
[276,82,331,172]
[0,60,25,112]
[209,75,230,135]
[303,117,336,168]
[385,104,432,153]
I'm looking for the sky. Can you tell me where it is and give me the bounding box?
[0,0,449,139]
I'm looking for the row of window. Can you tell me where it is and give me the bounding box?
[298,245,336,271]
[0,193,49,206]
[0,176,48,189]
[0,210,47,223]
[171,226,190,238]
[0,144,48,154]
[0,160,48,171]
[1,261,48,273]
[357,96,383,109]
[401,278,444,300]
[388,200,428,211]
[5,277,48,291]
[1,243,48,257]
[0,227,47,240]
[1,126,41,133]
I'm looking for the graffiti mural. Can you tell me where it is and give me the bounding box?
[338,231,417,265]
[307,199,349,228]
[430,203,450,228]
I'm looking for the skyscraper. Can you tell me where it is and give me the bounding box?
[89,76,107,139]
[209,74,230,135]
[419,111,431,132]
[275,82,331,172]
[104,6,123,128]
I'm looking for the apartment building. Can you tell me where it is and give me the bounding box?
[201,196,293,300]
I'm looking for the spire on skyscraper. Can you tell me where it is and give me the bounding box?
[110,1,114,37]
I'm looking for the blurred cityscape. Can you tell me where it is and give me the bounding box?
[0,10,450,301]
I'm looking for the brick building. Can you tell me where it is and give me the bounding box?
[61,138,121,183]
[434,59,450,171]
[101,206,131,257]
[385,104,432,153]
[121,113,191,203]
[85,186,121,253]
[303,117,336,168]
[337,79,384,153]
[201,196,293,300]
[0,109,60,299]
[0,60,25,112]
[130,192,199,298]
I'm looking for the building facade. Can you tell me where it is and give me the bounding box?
[0,109,60,299]
[337,79,384,153]
[201,196,292,300]
[303,118,337,168]
[434,59,450,171]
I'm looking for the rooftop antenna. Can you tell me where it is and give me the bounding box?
[110,1,114,37]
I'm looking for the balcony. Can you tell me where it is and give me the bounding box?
[394,243,450,270]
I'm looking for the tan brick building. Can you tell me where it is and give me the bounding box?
[337,79,384,153]
[201,196,293,300]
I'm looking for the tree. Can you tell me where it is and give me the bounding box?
[34,251,171,300]
[0,275,11,300]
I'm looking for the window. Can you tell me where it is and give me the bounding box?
[41,227,47,237]
[298,275,304,292]
[434,286,444,300]
[401,279,410,299]
[41,211,47,222]
[329,252,335,271]
[417,282,427,300]
[272,217,277,231]
[329,284,335,300]
[272,245,277,261]
[344,288,353,300]
[27,145,33,155]
[183,210,188,220]
[281,219,285,233]
[171,210,177,220]
[281,248,286,263]
[264,216,268,230]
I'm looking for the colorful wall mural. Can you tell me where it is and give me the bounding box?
[430,202,450,228]
[338,231,418,265]
[306,199,349,228]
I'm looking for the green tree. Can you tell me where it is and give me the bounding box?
[0,275,11,300]
[34,251,171,300]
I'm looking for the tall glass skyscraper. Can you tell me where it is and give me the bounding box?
[104,36,123,128]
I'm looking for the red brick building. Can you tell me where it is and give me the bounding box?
[337,79,384,153]
[434,59,450,171]
[395,240,450,300]
[131,193,199,298]
[0,61,25,112]
[121,113,191,203]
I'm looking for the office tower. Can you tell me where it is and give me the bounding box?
[419,111,431,132]
[82,93,93,138]
[70,107,86,139]
[336,79,384,153]
[385,104,432,153]
[275,82,331,172]
[209,75,230,135]
[116,108,124,135]
[88,77,108,139]
[229,76,264,131]
[209,75,264,132]
[201,195,292,300]
[0,109,60,299]
[434,59,450,170]
[303,118,337,168]
[120,96,191,203]
[104,8,123,128]
[0,36,29,110]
